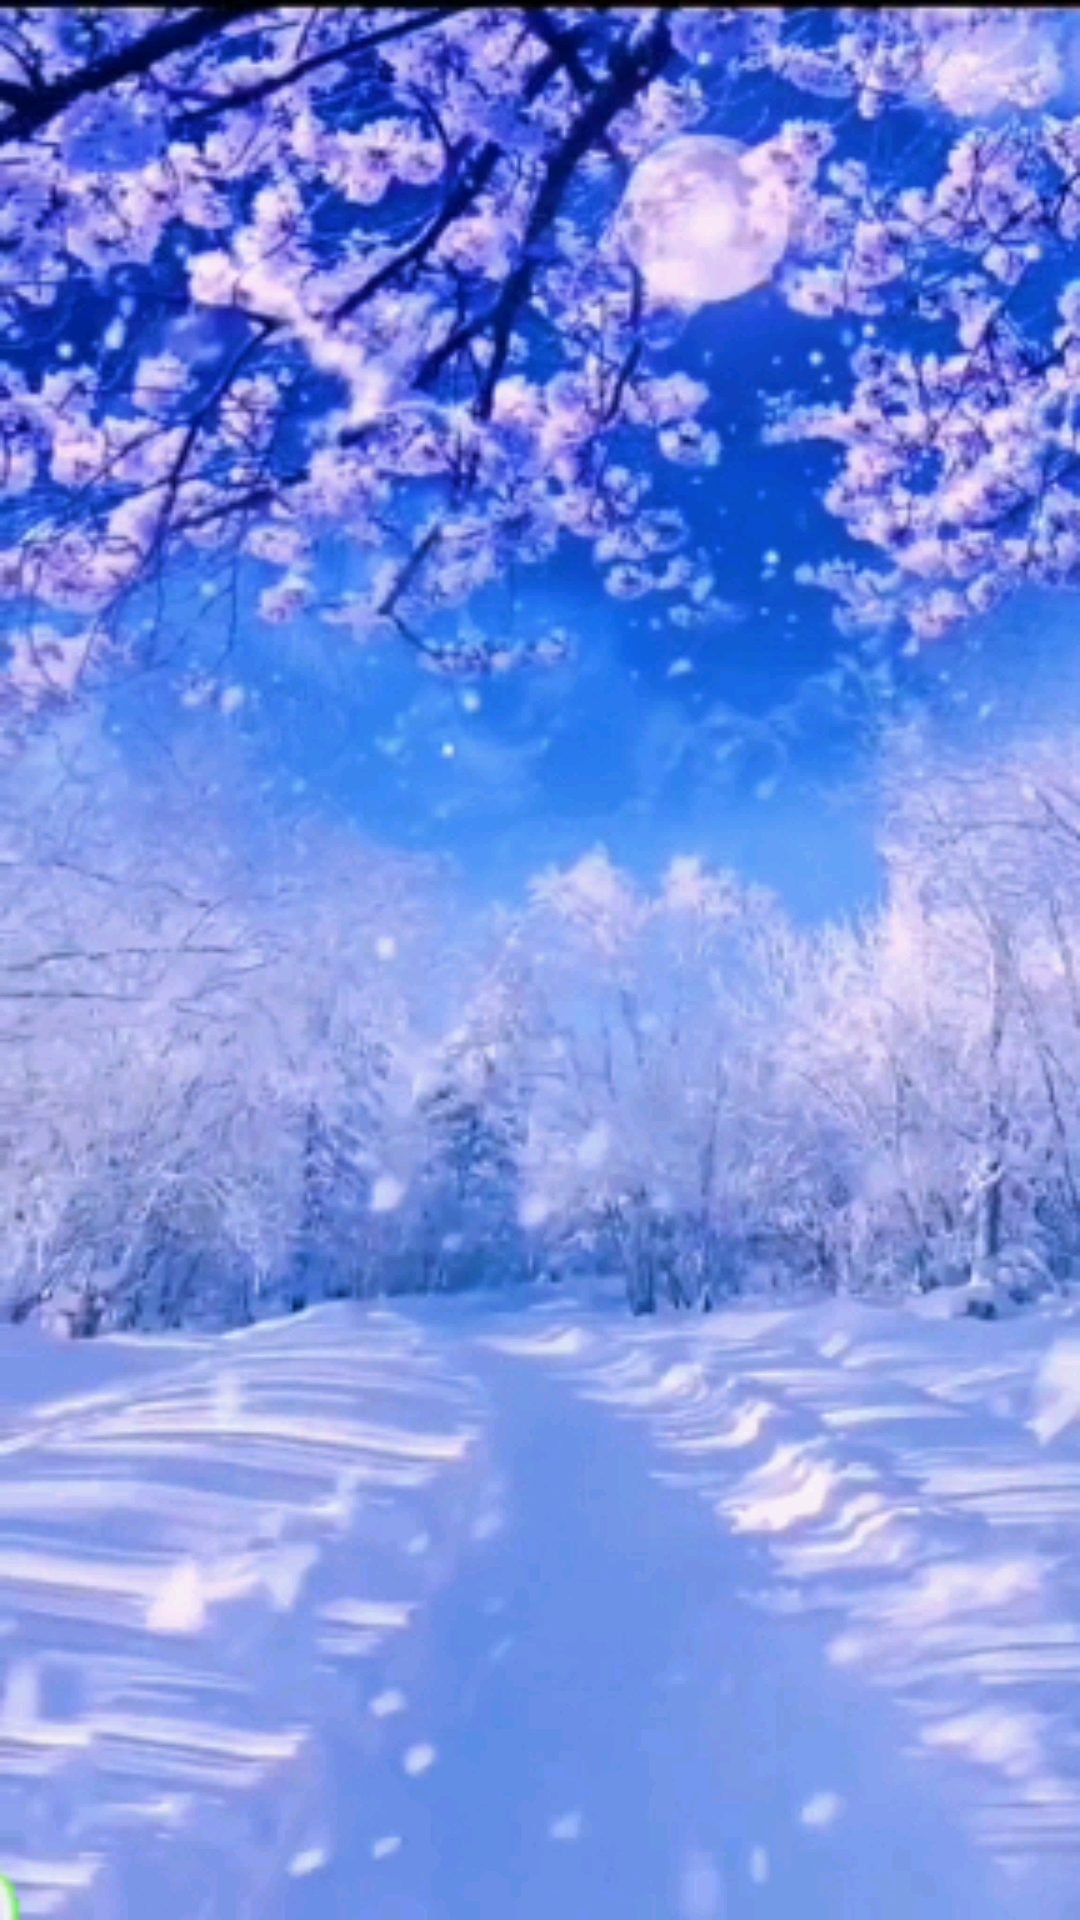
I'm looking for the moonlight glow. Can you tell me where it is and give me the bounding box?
[617,134,791,309]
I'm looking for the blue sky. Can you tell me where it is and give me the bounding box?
[93,213,1080,931]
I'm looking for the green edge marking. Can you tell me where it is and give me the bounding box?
[0,1874,18,1918]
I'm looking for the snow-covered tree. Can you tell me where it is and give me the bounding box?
[494,848,797,1311]
[14,703,1080,1332]
[471,729,1080,1315]
[0,720,449,1329]
[871,725,1080,1293]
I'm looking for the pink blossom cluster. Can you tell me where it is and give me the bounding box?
[747,9,1065,122]
[0,8,751,717]
[6,8,1080,715]
[771,112,1080,642]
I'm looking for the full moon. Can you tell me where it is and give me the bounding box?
[616,134,790,309]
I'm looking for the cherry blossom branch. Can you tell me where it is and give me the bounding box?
[0,6,261,145]
[177,7,461,129]
[333,39,571,327]
[417,13,673,405]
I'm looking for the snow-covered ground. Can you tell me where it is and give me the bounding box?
[0,1309,488,1916]
[2,1287,1080,1916]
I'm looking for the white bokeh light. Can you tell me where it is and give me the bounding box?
[370,1172,406,1214]
[617,134,790,310]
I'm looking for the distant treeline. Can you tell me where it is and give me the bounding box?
[5,720,1080,1331]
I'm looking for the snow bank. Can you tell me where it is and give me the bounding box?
[0,1305,486,1916]
[494,1289,1080,1902]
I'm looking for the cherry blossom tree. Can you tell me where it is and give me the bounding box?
[0,6,749,732]
[10,9,1080,736]
[764,13,1080,646]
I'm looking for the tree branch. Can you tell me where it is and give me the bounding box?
[0,6,264,146]
[176,8,460,131]
[332,39,569,328]
[416,13,673,413]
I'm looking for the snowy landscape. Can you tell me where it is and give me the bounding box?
[3,1290,1080,1917]
[8,5,1080,1913]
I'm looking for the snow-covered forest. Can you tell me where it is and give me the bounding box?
[6,713,1080,1331]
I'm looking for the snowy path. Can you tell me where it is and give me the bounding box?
[429,1294,1080,1920]
[282,1316,1010,1919]
[2,1292,1080,1915]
